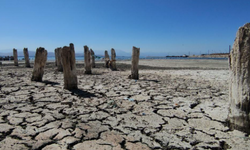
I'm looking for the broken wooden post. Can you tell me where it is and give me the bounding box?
[61,43,78,90]
[13,48,18,66]
[23,48,31,67]
[55,47,63,72]
[110,48,117,71]
[228,23,250,134]
[104,50,110,68]
[54,49,57,66]
[31,47,47,82]
[130,46,140,80]
[90,49,95,68]
[84,45,92,74]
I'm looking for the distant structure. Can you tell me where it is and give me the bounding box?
[228,23,250,134]
[0,56,14,61]
[187,53,229,58]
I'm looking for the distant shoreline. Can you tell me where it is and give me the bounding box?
[189,53,229,58]
[0,56,228,62]
[0,53,229,62]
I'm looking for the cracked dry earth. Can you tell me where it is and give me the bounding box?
[0,61,250,150]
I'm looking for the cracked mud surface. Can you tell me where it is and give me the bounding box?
[0,59,249,150]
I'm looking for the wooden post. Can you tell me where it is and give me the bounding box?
[228,23,250,134]
[61,43,78,90]
[54,49,57,66]
[131,46,140,79]
[56,47,63,72]
[104,50,110,68]
[13,48,18,66]
[90,49,95,68]
[110,48,117,71]
[31,47,47,82]
[23,48,31,67]
[84,45,92,74]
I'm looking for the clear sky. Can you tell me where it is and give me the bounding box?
[0,0,250,56]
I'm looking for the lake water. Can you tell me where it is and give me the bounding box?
[15,56,227,61]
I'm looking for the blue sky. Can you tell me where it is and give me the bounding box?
[0,0,250,56]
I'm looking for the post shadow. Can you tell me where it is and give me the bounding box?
[42,80,60,85]
[70,89,96,98]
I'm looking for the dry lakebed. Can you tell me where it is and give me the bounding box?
[0,59,249,150]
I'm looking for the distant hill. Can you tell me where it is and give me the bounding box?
[0,49,132,57]
[90,49,131,57]
[0,51,54,57]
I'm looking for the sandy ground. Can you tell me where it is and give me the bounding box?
[0,59,249,150]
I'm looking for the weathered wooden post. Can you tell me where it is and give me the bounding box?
[90,49,95,68]
[104,50,110,68]
[54,49,57,66]
[56,47,63,72]
[110,48,117,71]
[84,45,92,74]
[31,47,47,82]
[23,48,31,67]
[61,43,78,90]
[13,48,18,66]
[130,46,140,79]
[228,23,250,134]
